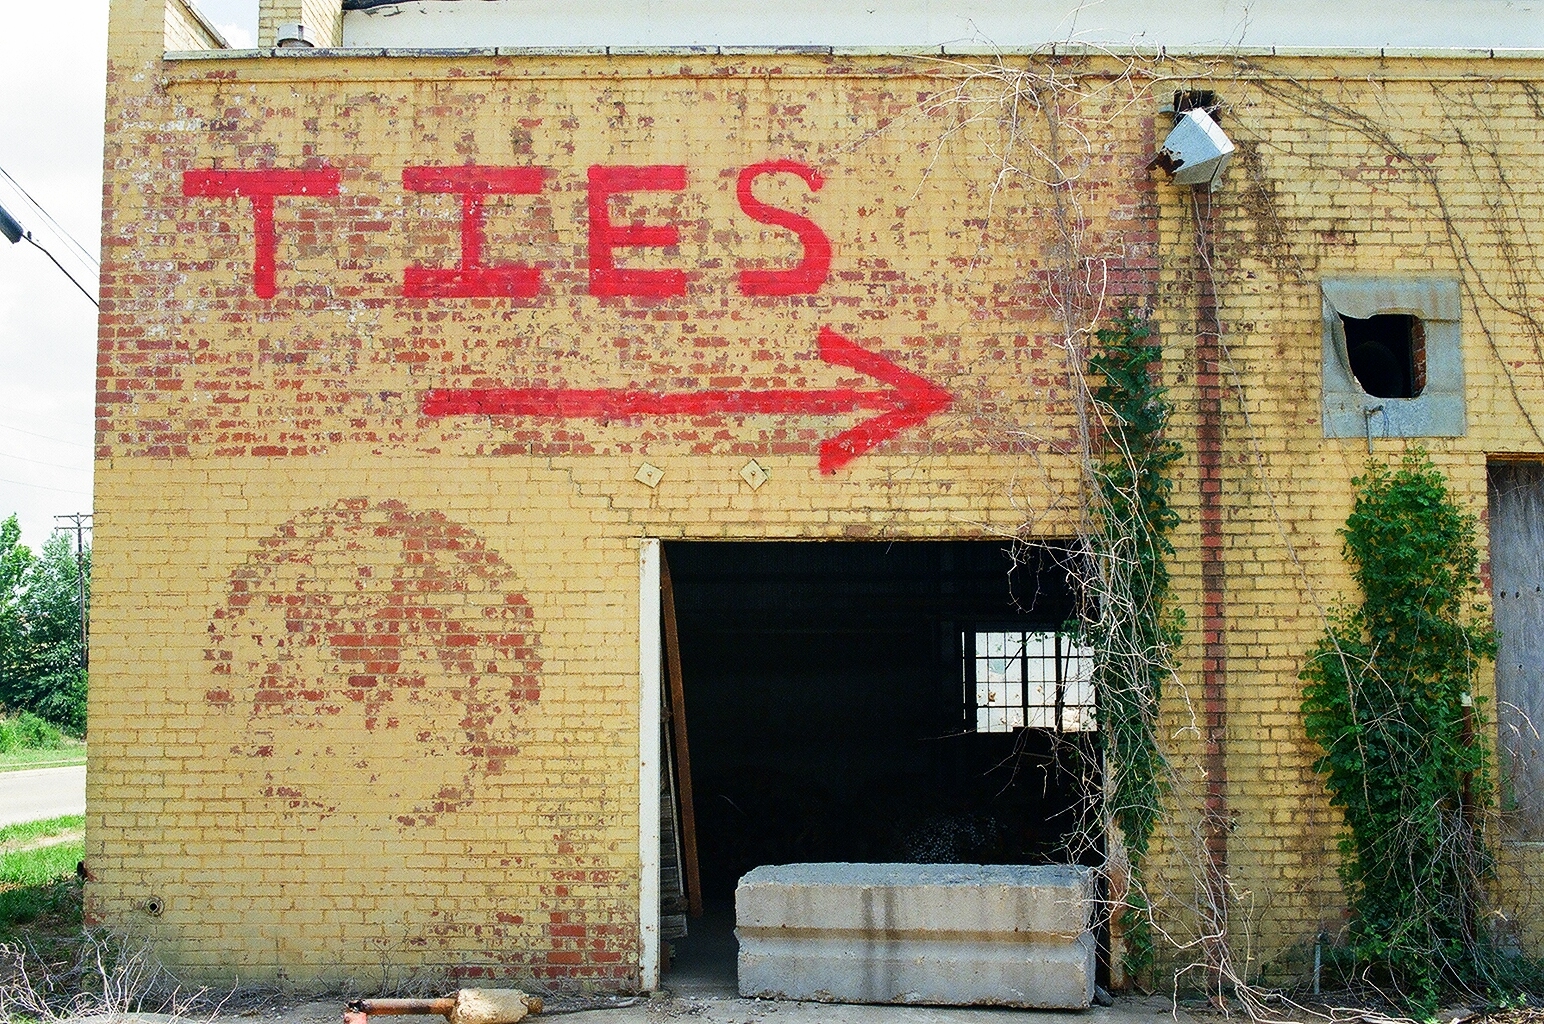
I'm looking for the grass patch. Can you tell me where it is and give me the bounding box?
[0,744,86,773]
[0,712,83,773]
[0,815,85,938]
[0,816,84,852]
[0,713,65,753]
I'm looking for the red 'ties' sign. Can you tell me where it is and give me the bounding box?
[182,160,832,300]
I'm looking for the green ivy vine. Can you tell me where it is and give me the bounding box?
[1084,310,1183,982]
[1300,452,1512,1013]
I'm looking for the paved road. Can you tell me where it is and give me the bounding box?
[0,764,87,827]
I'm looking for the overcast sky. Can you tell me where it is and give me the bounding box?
[0,2,256,553]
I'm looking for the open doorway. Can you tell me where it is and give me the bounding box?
[659,540,1101,988]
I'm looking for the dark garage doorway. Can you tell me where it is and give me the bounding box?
[664,539,1102,929]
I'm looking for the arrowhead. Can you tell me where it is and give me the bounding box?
[815,327,952,474]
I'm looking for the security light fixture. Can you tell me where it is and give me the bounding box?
[0,202,23,245]
[1152,108,1235,192]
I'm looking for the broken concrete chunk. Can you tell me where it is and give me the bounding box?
[449,989,542,1024]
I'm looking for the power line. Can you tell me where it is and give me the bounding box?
[0,168,100,306]
[0,422,92,449]
[0,476,91,496]
[0,178,99,291]
[21,233,98,307]
[0,164,99,272]
[0,447,92,472]
[0,165,98,262]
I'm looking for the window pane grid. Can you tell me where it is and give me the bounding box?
[965,629,1096,733]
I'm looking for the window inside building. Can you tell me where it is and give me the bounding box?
[1342,312,1426,399]
[965,629,1095,733]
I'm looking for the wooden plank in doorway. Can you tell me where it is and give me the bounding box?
[660,552,703,917]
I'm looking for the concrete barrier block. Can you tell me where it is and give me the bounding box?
[735,863,1097,1008]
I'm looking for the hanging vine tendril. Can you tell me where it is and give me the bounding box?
[1083,309,1184,982]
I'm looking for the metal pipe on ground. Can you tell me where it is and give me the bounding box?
[345,990,543,1024]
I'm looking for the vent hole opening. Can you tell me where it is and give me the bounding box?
[1173,89,1223,124]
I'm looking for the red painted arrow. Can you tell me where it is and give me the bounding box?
[422,327,952,474]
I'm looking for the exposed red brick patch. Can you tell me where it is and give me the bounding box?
[205,499,541,826]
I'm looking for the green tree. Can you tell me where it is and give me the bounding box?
[0,515,36,694]
[0,520,89,735]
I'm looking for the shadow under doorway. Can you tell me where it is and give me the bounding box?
[660,539,1102,990]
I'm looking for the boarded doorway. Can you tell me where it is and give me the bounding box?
[659,540,1101,983]
[1490,462,1544,839]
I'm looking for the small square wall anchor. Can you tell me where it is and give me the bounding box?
[635,462,664,488]
[739,459,768,490]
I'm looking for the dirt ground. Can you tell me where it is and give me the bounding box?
[67,989,1543,1024]
[72,992,1202,1024]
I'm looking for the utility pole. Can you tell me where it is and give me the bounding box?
[54,512,92,669]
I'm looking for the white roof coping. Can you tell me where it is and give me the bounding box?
[338,0,1544,52]
[163,44,1544,63]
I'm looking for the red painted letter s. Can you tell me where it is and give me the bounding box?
[736,160,831,296]
[587,165,687,298]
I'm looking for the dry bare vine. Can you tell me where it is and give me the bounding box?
[903,52,1263,1006]
[0,928,213,1021]
[885,46,1544,1017]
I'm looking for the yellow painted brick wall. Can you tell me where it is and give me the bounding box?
[93,0,1544,991]
[1145,59,1544,980]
